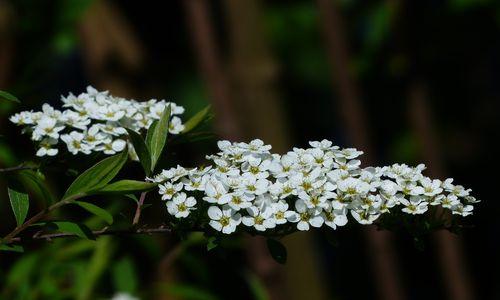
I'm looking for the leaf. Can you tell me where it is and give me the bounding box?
[147,104,171,172]
[266,238,287,264]
[92,180,156,194]
[245,271,269,300]
[112,257,138,294]
[182,105,211,134]
[74,201,113,225]
[50,221,95,240]
[145,120,157,147]
[126,128,152,176]
[19,170,55,205]
[165,283,219,300]
[206,237,218,251]
[63,150,128,200]
[0,244,24,253]
[0,90,20,103]
[8,188,30,226]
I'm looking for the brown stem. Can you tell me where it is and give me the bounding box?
[10,225,172,243]
[132,191,147,225]
[1,193,84,244]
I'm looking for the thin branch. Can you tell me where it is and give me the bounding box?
[10,225,172,243]
[132,191,147,225]
[0,165,36,173]
[1,193,84,244]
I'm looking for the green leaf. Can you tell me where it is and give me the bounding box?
[126,128,152,176]
[145,120,157,147]
[50,221,95,240]
[182,105,211,134]
[63,150,128,200]
[19,170,55,205]
[206,237,218,251]
[112,257,138,294]
[165,283,218,300]
[0,244,24,252]
[147,104,171,172]
[245,271,269,300]
[8,188,30,226]
[92,180,156,194]
[266,238,287,264]
[74,201,113,225]
[0,90,20,103]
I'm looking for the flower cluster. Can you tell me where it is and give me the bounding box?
[9,86,185,158]
[153,139,479,234]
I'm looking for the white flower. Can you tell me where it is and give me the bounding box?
[351,209,380,225]
[401,196,428,215]
[32,116,65,140]
[208,205,241,234]
[271,201,296,225]
[242,206,275,231]
[322,206,348,229]
[61,131,91,154]
[169,116,185,134]
[166,193,196,218]
[111,292,139,300]
[36,138,58,157]
[159,182,184,200]
[95,138,126,155]
[289,200,324,231]
[226,191,253,211]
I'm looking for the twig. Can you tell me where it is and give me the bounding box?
[9,225,172,243]
[1,193,84,244]
[0,165,36,173]
[132,191,147,225]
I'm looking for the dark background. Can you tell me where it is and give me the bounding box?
[0,0,499,299]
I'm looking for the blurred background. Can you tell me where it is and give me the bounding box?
[1,0,499,299]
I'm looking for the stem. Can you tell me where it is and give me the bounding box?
[10,225,172,242]
[0,165,36,173]
[132,191,148,225]
[1,193,84,244]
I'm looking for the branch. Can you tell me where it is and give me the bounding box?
[1,193,84,244]
[10,225,172,243]
[132,191,147,225]
[0,165,37,173]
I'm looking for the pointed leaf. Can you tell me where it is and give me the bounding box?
[74,201,113,225]
[125,128,151,176]
[181,105,211,134]
[0,244,24,252]
[19,170,55,205]
[63,150,128,200]
[8,188,29,226]
[112,257,138,294]
[0,90,20,103]
[50,221,95,240]
[92,180,156,194]
[147,104,171,172]
[145,120,157,148]
[266,238,287,264]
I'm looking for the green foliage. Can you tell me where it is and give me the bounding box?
[95,180,156,194]
[19,169,55,205]
[0,244,24,253]
[74,201,113,225]
[206,236,218,251]
[245,271,270,300]
[266,238,287,264]
[163,283,219,300]
[147,104,171,172]
[0,90,20,103]
[182,105,211,134]
[112,256,138,294]
[8,187,30,226]
[63,150,128,200]
[126,128,152,176]
[48,221,95,240]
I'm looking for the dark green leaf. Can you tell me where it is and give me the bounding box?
[266,238,287,264]
[92,180,156,194]
[0,90,20,103]
[50,221,95,240]
[8,188,30,226]
[206,237,218,251]
[0,244,24,252]
[63,150,128,200]
[147,104,171,172]
[145,120,157,147]
[74,201,113,225]
[112,257,138,294]
[124,194,139,203]
[19,170,55,205]
[126,128,152,176]
[182,105,211,134]
[165,283,218,300]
